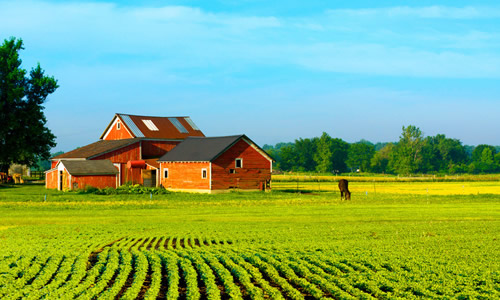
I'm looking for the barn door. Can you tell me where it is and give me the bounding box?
[59,171,63,190]
[142,169,153,187]
[151,170,156,187]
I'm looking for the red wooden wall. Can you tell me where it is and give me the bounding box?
[141,140,179,158]
[93,142,141,163]
[46,169,58,189]
[71,175,117,189]
[211,139,271,190]
[103,120,133,140]
[160,162,210,190]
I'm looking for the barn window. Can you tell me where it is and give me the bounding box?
[163,168,169,179]
[201,168,207,179]
[235,158,243,168]
[117,122,121,130]
[229,169,236,174]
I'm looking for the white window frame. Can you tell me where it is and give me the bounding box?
[117,122,121,130]
[201,168,207,179]
[163,168,169,179]
[235,158,243,168]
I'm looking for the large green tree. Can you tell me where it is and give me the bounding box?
[371,143,394,173]
[0,37,58,173]
[390,125,424,175]
[346,141,375,172]
[313,132,349,173]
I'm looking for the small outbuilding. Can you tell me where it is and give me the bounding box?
[46,160,119,190]
[158,135,274,193]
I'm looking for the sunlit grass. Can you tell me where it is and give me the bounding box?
[272,180,500,195]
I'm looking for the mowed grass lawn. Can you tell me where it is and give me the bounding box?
[0,180,499,299]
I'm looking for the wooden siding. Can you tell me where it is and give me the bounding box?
[103,120,133,140]
[141,140,179,158]
[211,139,271,190]
[160,162,210,190]
[71,175,117,190]
[92,142,141,163]
[45,169,58,189]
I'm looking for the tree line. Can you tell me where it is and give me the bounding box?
[263,125,500,175]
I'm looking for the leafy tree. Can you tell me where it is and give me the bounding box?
[390,125,424,175]
[346,142,375,172]
[294,137,317,171]
[313,132,349,173]
[314,132,334,173]
[371,143,395,173]
[471,144,496,162]
[0,37,58,173]
[330,137,349,173]
[421,134,468,173]
[277,144,298,171]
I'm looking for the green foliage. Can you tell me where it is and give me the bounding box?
[390,125,424,175]
[314,132,334,173]
[346,142,375,172]
[370,143,394,173]
[0,37,58,172]
[267,127,499,175]
[72,184,170,195]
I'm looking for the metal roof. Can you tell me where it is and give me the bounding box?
[120,114,145,137]
[104,114,205,139]
[60,160,118,176]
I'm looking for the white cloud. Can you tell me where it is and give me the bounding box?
[326,6,500,19]
[1,0,500,80]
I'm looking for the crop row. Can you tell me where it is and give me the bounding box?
[0,248,497,299]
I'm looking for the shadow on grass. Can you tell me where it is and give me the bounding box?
[278,189,322,195]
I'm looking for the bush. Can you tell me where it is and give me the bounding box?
[84,186,99,194]
[67,184,170,195]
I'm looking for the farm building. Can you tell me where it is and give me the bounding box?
[46,160,119,190]
[158,135,274,193]
[45,113,204,190]
[45,113,272,192]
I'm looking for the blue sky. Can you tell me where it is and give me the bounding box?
[1,0,499,152]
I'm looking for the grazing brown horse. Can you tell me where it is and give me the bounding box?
[338,179,351,200]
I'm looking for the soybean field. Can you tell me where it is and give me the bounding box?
[0,181,499,299]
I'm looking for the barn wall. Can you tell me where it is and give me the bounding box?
[121,167,143,185]
[51,160,58,169]
[141,140,179,158]
[211,139,271,190]
[45,169,58,189]
[92,142,141,163]
[160,162,210,190]
[71,175,117,190]
[103,119,133,140]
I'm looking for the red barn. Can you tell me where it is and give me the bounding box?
[45,113,204,190]
[158,135,274,193]
[46,160,119,190]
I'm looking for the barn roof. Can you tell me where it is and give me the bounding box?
[100,113,205,140]
[158,135,274,162]
[52,139,139,160]
[59,160,118,176]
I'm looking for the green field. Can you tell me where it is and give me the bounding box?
[0,182,499,299]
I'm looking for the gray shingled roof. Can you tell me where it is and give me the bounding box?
[60,160,119,175]
[158,135,274,162]
[158,135,244,162]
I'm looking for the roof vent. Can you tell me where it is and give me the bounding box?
[142,119,159,131]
